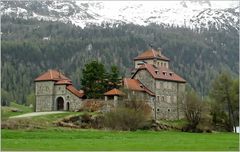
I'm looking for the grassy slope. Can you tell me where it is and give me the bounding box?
[2,129,239,151]
[1,102,33,119]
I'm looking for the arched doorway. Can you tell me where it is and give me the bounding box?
[56,97,64,111]
[66,102,70,111]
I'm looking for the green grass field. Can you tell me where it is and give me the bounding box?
[1,103,239,151]
[1,102,33,119]
[1,129,239,151]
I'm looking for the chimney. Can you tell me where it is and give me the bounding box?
[149,43,153,48]
[157,47,162,56]
[58,70,61,78]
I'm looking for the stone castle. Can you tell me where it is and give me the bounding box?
[122,48,186,120]
[34,70,86,112]
[35,48,186,120]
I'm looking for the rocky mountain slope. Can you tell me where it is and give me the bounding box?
[1,0,239,29]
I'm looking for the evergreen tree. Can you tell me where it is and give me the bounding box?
[108,65,121,90]
[81,61,106,98]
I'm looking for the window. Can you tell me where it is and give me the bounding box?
[167,108,170,112]
[161,62,163,66]
[157,96,160,101]
[162,96,165,101]
[156,81,160,89]
[167,96,171,103]
[174,96,177,103]
[164,63,166,67]
[163,71,167,76]
[157,108,160,112]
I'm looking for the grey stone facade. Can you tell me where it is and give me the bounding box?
[35,81,83,112]
[34,70,85,112]
[133,74,186,120]
[131,49,186,120]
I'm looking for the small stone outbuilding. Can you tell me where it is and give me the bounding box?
[34,69,86,112]
[104,88,125,101]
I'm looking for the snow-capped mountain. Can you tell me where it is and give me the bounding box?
[1,0,239,29]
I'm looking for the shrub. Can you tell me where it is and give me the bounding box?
[81,100,105,112]
[55,113,104,129]
[104,108,146,131]
[122,98,152,117]
[181,91,212,133]
[104,98,151,131]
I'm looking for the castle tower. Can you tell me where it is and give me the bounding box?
[34,69,85,112]
[130,47,186,120]
[134,48,170,69]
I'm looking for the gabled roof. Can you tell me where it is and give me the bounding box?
[132,64,186,83]
[35,69,70,82]
[123,78,155,96]
[66,85,85,98]
[104,88,125,96]
[134,49,170,61]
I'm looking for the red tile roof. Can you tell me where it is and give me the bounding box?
[66,85,85,98]
[35,69,70,81]
[104,88,125,96]
[134,49,170,61]
[132,64,186,83]
[123,78,155,96]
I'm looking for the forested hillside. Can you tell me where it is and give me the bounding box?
[1,15,238,104]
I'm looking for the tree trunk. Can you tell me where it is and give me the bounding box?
[227,97,236,133]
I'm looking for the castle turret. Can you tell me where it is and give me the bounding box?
[134,48,170,69]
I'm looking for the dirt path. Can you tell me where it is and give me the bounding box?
[10,111,66,118]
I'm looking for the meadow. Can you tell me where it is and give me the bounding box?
[1,128,239,151]
[1,103,239,151]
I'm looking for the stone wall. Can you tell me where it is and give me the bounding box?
[133,70,186,120]
[134,59,169,68]
[35,81,55,112]
[126,90,151,101]
[54,84,66,95]
[133,70,155,92]
[64,90,83,111]
[35,95,53,112]
[176,83,186,119]
[155,81,186,120]
[154,80,186,120]
[134,59,154,68]
[35,81,84,112]
[35,81,55,95]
